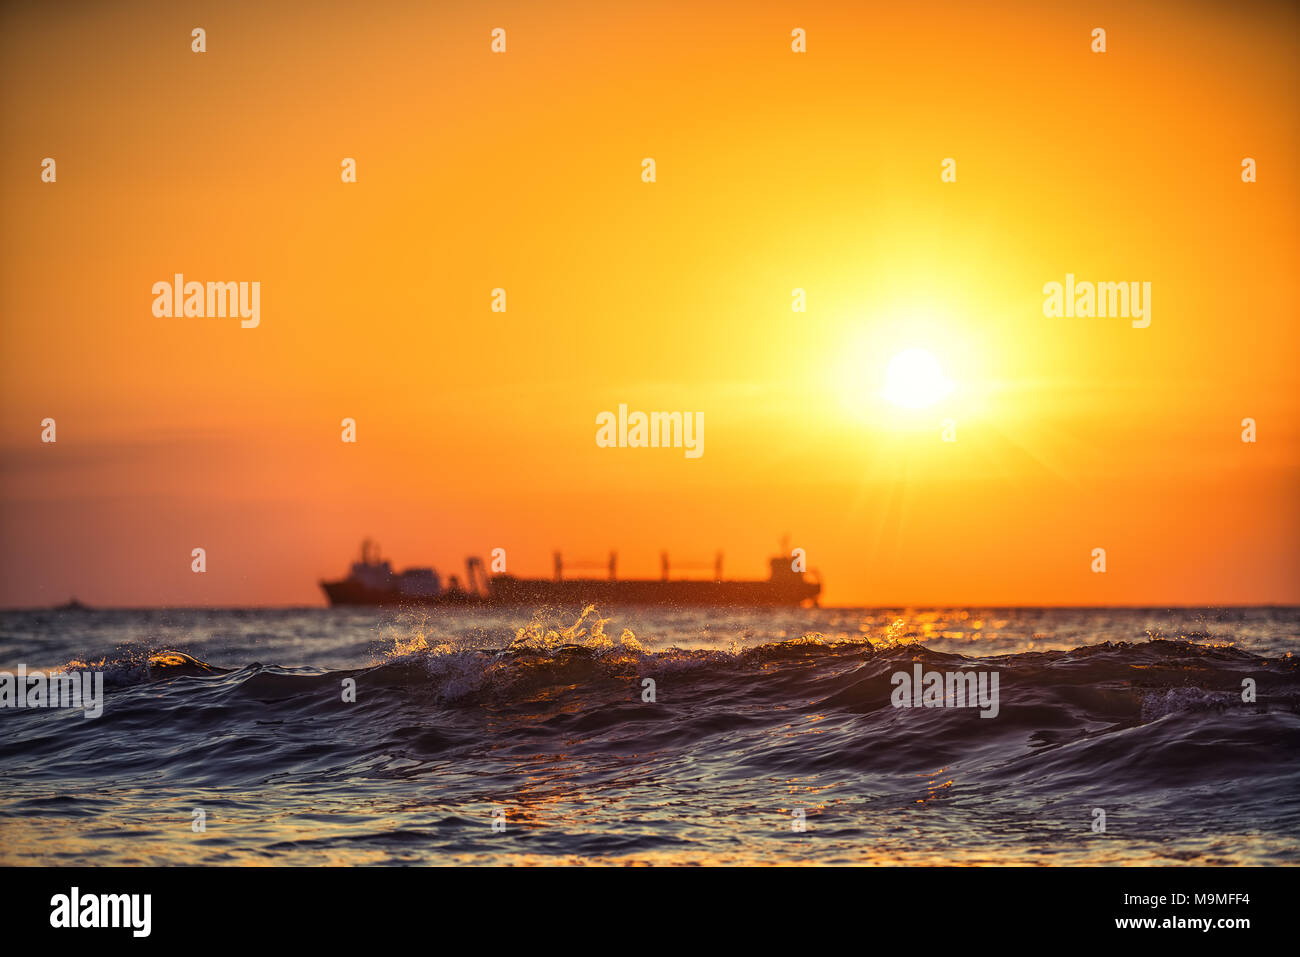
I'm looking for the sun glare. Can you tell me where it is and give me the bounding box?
[881,348,954,409]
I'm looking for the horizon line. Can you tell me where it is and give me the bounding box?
[4,601,1298,612]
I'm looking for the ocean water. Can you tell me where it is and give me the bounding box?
[1,605,1297,865]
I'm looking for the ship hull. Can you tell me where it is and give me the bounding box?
[487,576,818,607]
[321,577,819,608]
[320,580,486,607]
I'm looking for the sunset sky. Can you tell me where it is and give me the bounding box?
[1,0,1297,606]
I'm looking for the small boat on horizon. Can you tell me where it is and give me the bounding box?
[51,597,93,612]
[320,539,821,608]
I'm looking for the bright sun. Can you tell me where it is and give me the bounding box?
[881,348,954,409]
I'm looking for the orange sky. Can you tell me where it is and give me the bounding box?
[1,0,1297,606]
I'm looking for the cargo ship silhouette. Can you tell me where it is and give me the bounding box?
[321,540,821,608]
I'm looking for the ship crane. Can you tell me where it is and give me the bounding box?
[465,556,491,596]
[553,551,619,581]
[659,551,725,581]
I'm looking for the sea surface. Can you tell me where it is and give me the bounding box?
[1,605,1297,865]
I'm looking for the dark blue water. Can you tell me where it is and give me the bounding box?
[2,605,1297,864]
